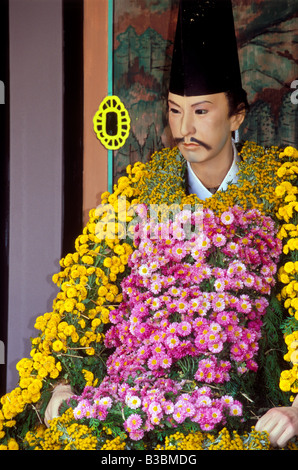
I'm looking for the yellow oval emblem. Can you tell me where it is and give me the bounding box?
[93,95,130,150]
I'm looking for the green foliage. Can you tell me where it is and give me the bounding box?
[257,292,290,406]
[175,356,199,382]
[282,315,298,336]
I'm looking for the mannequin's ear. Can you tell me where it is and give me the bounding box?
[230,107,246,133]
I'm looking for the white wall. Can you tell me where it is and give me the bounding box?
[7,0,63,390]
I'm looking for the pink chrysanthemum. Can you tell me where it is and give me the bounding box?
[160,355,172,369]
[125,394,141,409]
[200,422,215,431]
[225,241,239,254]
[214,279,226,292]
[172,223,186,241]
[220,210,235,225]
[192,234,211,253]
[182,402,196,418]
[172,243,187,260]
[147,356,160,370]
[138,263,151,278]
[166,334,180,349]
[212,297,226,312]
[237,297,252,313]
[229,402,242,417]
[173,409,186,424]
[124,413,143,431]
[99,396,113,409]
[177,321,192,336]
[163,401,175,415]
[96,404,109,421]
[208,407,223,424]
[129,429,145,441]
[176,299,189,313]
[148,401,162,416]
[150,280,162,294]
[212,233,227,247]
[208,341,223,353]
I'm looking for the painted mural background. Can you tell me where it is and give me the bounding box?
[112,0,298,181]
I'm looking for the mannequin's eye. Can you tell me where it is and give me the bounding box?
[169,107,180,114]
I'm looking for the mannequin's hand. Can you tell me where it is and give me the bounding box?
[44,384,73,427]
[255,398,298,447]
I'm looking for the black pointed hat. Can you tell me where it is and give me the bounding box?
[169,0,242,96]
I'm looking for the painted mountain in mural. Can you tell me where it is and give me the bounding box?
[236,2,298,147]
[113,25,172,177]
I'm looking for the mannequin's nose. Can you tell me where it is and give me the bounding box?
[180,112,196,137]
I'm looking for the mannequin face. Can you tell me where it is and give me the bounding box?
[168,92,245,165]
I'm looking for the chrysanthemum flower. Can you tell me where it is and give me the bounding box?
[147,356,160,370]
[129,429,144,441]
[124,413,143,431]
[172,243,187,260]
[125,395,141,409]
[163,401,174,415]
[214,279,226,292]
[138,264,151,277]
[172,224,186,241]
[220,210,235,225]
[229,403,242,416]
[173,409,186,424]
[226,241,239,254]
[150,280,162,294]
[176,300,188,313]
[208,341,223,353]
[148,402,162,416]
[166,334,180,349]
[213,233,227,247]
[151,298,161,310]
[237,298,252,313]
[212,297,226,312]
[177,321,191,336]
[209,407,223,424]
[99,397,113,409]
[182,403,196,418]
[196,395,212,407]
[200,422,215,431]
[192,234,211,253]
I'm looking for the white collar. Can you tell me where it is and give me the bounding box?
[187,141,240,201]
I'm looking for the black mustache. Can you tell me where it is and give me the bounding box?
[173,137,212,151]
